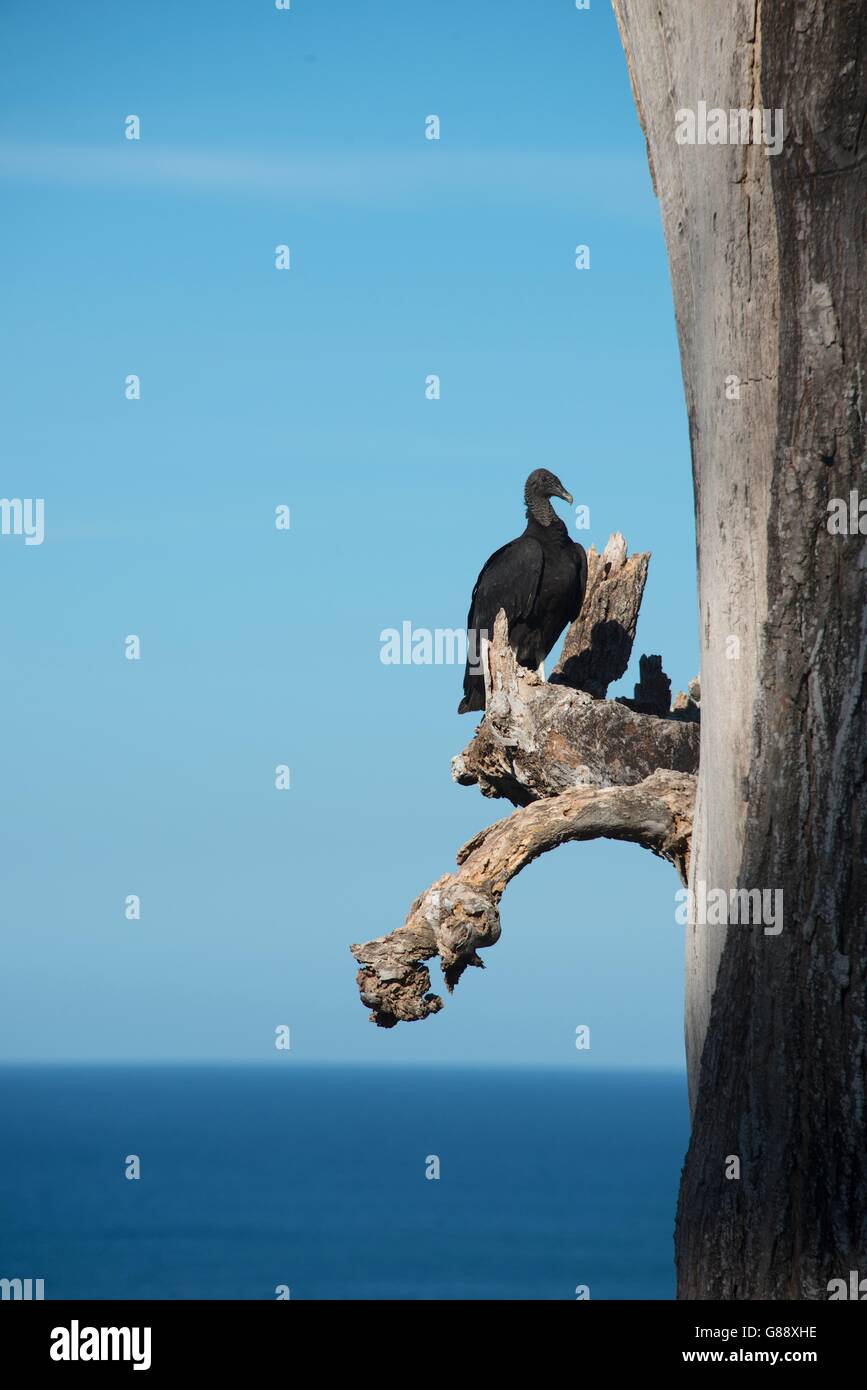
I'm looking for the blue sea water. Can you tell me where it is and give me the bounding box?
[0,1065,688,1300]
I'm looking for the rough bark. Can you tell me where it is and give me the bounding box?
[612,0,866,1298]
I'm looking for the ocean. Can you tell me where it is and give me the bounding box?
[0,1065,688,1300]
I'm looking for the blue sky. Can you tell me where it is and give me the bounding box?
[0,0,697,1067]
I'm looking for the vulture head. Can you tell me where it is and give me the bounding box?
[524,468,573,524]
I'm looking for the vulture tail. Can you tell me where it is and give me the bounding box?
[458,669,486,714]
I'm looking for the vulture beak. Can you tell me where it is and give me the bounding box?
[556,484,574,506]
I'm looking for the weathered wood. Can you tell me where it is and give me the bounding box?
[352,766,695,1029]
[352,546,697,1030]
[453,609,699,805]
[552,532,649,696]
[613,0,867,1299]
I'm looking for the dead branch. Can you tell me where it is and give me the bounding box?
[352,768,695,1028]
[452,610,699,805]
[351,535,698,1028]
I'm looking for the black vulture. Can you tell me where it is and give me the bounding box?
[458,469,588,714]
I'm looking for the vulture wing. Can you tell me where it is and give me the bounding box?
[575,541,588,618]
[458,536,545,712]
[467,535,545,641]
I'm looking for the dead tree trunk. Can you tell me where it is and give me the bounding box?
[349,0,864,1302]
[612,0,866,1297]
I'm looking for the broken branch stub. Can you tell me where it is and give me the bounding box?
[551,532,650,697]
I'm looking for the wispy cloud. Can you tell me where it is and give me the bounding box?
[0,140,653,214]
